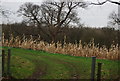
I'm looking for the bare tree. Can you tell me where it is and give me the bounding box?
[108,11,120,27]
[18,1,87,46]
[0,5,11,18]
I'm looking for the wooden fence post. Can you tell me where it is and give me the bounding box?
[7,49,11,77]
[91,56,96,81]
[97,63,102,81]
[2,50,5,77]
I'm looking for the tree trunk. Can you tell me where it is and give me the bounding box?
[51,35,57,48]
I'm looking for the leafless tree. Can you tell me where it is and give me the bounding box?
[0,5,11,18]
[18,1,87,46]
[108,11,120,27]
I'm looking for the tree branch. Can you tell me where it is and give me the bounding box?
[91,0,108,5]
[109,0,120,5]
[91,0,120,5]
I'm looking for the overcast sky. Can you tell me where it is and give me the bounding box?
[1,0,119,28]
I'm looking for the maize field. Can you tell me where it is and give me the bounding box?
[1,33,119,60]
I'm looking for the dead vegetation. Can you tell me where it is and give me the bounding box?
[2,33,119,60]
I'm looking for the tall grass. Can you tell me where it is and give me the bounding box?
[2,33,119,60]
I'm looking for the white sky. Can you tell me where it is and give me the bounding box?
[1,0,119,27]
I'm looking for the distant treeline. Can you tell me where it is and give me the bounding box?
[2,23,120,48]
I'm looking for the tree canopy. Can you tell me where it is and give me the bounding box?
[18,1,87,44]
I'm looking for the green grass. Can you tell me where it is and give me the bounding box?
[10,56,35,79]
[2,47,120,79]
